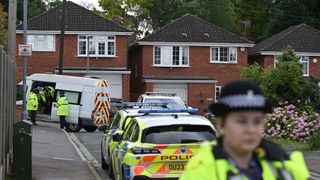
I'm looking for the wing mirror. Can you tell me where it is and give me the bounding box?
[112,131,123,142]
[98,125,107,133]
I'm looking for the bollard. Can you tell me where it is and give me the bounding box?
[13,121,32,180]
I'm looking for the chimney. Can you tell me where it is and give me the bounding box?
[112,16,123,25]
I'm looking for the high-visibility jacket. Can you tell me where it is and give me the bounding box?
[180,137,310,180]
[57,96,69,116]
[27,92,38,111]
[45,86,55,99]
[39,89,46,103]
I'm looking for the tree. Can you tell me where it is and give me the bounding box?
[242,46,306,106]
[45,0,63,10]
[0,4,7,48]
[232,0,274,42]
[2,0,48,22]
[267,0,320,37]
[97,0,236,36]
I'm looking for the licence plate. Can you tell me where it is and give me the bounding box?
[166,163,185,172]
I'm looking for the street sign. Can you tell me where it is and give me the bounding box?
[18,44,32,56]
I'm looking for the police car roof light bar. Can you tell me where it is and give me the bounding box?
[121,102,168,107]
[138,109,199,114]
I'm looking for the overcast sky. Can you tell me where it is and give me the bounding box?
[69,0,101,10]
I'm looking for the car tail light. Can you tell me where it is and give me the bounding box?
[131,147,161,154]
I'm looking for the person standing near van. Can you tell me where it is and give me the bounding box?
[57,91,70,131]
[44,86,55,114]
[180,80,310,180]
[27,88,39,125]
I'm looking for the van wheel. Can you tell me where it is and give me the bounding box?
[68,123,82,132]
[84,126,98,132]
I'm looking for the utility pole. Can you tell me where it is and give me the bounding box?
[21,0,28,121]
[86,35,93,75]
[58,0,66,75]
[7,0,17,61]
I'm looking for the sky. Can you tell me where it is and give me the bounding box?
[69,0,101,10]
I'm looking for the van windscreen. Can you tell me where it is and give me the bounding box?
[142,125,216,144]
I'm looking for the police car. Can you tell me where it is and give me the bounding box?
[109,109,217,180]
[99,103,169,172]
[137,92,187,109]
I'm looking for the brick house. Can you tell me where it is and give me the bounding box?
[129,14,254,113]
[249,24,320,78]
[16,1,133,100]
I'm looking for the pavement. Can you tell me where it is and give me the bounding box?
[32,123,98,180]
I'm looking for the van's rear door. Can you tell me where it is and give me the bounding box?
[51,83,83,124]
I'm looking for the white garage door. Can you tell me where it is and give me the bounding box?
[98,75,122,99]
[153,83,188,103]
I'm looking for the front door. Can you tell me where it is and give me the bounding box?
[51,90,81,124]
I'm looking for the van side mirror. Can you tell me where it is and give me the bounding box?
[112,132,123,142]
[98,125,107,133]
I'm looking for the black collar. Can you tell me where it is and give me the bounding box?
[212,137,290,161]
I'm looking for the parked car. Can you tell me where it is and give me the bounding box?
[137,92,188,109]
[109,109,217,180]
[17,73,110,132]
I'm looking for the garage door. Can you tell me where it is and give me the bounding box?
[98,75,122,99]
[153,83,188,103]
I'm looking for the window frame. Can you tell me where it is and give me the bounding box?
[215,86,222,102]
[153,46,190,67]
[27,34,56,52]
[300,56,309,77]
[54,90,82,105]
[77,35,116,57]
[210,47,238,64]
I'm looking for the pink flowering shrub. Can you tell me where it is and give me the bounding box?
[264,102,320,141]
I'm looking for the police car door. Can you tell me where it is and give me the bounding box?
[51,83,82,124]
[114,120,137,178]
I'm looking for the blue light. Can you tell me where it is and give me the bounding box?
[121,102,168,107]
[138,109,199,114]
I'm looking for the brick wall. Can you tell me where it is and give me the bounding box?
[188,83,214,114]
[16,34,130,82]
[249,55,274,68]
[135,45,248,86]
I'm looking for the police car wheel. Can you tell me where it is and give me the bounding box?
[68,123,82,132]
[121,167,125,180]
[84,126,98,132]
[101,144,108,169]
[108,160,115,180]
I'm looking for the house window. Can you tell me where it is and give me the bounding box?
[153,46,189,67]
[300,56,309,76]
[154,46,161,65]
[210,47,237,63]
[77,35,116,57]
[215,86,222,102]
[108,36,115,55]
[27,35,55,51]
[172,46,180,65]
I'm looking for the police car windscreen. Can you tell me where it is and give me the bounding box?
[142,125,216,144]
[144,99,185,109]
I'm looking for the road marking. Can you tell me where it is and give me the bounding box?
[38,130,47,133]
[52,157,74,161]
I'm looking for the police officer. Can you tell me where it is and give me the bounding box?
[44,86,55,114]
[56,91,70,131]
[27,88,39,125]
[180,80,310,180]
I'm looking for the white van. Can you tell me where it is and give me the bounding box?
[17,73,111,132]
